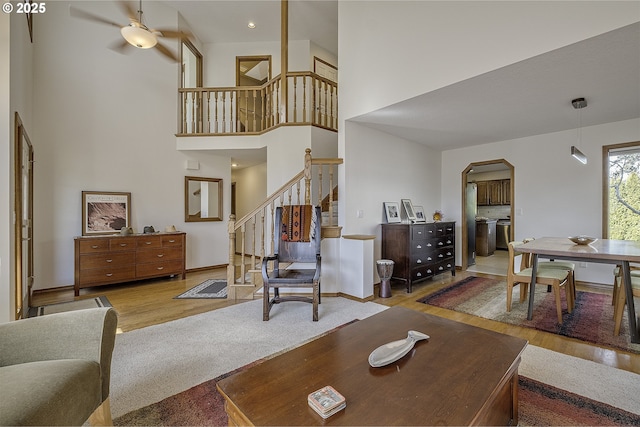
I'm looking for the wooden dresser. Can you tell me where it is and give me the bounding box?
[74,232,186,296]
[381,222,455,293]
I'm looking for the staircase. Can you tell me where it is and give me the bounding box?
[227,148,343,299]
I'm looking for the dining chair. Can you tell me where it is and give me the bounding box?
[612,266,640,335]
[611,264,640,307]
[507,241,574,323]
[522,237,576,301]
[261,205,322,321]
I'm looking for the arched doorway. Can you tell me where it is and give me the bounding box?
[461,159,515,271]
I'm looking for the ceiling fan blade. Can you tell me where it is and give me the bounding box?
[109,39,133,55]
[153,29,192,40]
[154,42,179,62]
[117,0,138,22]
[69,6,122,28]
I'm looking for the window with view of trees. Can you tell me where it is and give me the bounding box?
[604,142,640,240]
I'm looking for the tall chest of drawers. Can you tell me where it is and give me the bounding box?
[381,222,455,293]
[74,232,186,296]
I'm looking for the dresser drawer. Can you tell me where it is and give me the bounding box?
[78,239,110,254]
[79,265,135,285]
[162,235,183,247]
[137,235,162,249]
[412,252,436,268]
[435,247,454,261]
[412,265,435,282]
[110,238,137,251]
[79,252,135,269]
[435,260,454,274]
[136,247,183,263]
[136,259,184,277]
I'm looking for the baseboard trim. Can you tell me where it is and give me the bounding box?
[186,264,227,273]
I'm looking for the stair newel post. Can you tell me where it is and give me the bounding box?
[329,165,335,226]
[304,148,312,205]
[227,214,236,299]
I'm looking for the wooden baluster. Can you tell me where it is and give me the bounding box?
[304,148,311,205]
[293,76,297,123]
[276,80,280,124]
[222,92,227,133]
[302,77,307,123]
[269,203,275,256]
[205,91,210,133]
[261,88,266,130]
[252,89,257,132]
[287,188,292,206]
[230,91,235,133]
[182,91,187,133]
[240,223,246,284]
[251,218,256,272]
[191,91,196,133]
[214,92,219,133]
[227,214,236,297]
[323,82,328,127]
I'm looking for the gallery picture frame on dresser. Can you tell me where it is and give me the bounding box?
[82,191,131,236]
[384,202,401,223]
[413,206,426,223]
[401,199,416,221]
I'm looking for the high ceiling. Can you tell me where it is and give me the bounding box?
[161,1,638,156]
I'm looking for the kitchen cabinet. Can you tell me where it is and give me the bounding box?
[476,220,496,256]
[476,179,510,206]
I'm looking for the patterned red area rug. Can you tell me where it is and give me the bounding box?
[417,276,640,354]
[114,366,640,426]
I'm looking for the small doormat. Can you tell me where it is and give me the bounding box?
[29,296,112,317]
[175,279,227,299]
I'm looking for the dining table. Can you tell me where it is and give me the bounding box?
[518,237,640,344]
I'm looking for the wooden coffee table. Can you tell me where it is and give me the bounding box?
[217,306,527,426]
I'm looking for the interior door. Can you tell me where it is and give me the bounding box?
[14,113,34,319]
[236,56,271,132]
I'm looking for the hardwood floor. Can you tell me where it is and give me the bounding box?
[31,267,640,376]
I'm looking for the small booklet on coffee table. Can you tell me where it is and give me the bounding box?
[308,385,346,418]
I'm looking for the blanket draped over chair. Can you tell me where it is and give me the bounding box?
[281,205,316,242]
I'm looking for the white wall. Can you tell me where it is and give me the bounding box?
[442,118,640,285]
[27,1,230,289]
[1,13,11,322]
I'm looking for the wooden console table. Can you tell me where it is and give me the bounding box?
[217,306,527,426]
[74,232,186,296]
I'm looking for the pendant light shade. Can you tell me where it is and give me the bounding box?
[570,97,587,164]
[121,24,157,49]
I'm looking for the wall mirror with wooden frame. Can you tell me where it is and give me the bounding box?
[185,176,223,222]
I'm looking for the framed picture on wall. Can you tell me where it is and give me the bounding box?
[401,199,416,221]
[82,191,131,236]
[414,206,427,223]
[384,202,401,223]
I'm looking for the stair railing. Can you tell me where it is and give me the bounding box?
[226,148,343,299]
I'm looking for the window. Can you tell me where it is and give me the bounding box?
[603,142,640,239]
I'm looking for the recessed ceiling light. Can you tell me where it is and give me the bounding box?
[247,22,256,29]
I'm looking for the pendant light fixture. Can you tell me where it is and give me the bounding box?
[571,97,588,164]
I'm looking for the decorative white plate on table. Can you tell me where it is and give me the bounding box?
[368,330,430,368]
[568,236,597,245]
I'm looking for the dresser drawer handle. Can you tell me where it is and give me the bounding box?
[427,269,432,273]
[416,272,422,277]
[428,230,434,234]
[417,231,422,235]
[416,244,422,249]
[157,254,164,258]
[416,259,422,264]
[92,245,99,249]
[106,273,113,277]
[447,252,452,256]
[439,266,444,271]
[438,242,444,246]
[156,266,164,270]
[427,257,432,261]
[145,241,152,245]
[427,243,432,247]
[106,259,113,263]
[438,254,443,258]
[120,243,128,247]
[168,239,176,243]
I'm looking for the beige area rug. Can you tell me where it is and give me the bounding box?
[109,297,640,420]
[29,296,111,317]
[110,297,387,418]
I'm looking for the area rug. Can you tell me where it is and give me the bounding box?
[28,295,111,317]
[114,361,640,426]
[174,279,227,299]
[417,276,640,354]
[109,298,387,418]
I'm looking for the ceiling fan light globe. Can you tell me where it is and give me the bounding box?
[121,25,157,49]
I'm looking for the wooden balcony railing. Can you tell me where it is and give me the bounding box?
[178,72,337,136]
[227,148,343,299]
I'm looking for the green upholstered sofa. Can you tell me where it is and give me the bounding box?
[0,307,118,426]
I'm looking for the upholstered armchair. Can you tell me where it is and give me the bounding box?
[0,307,118,426]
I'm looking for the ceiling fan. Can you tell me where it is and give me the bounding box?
[70,0,191,62]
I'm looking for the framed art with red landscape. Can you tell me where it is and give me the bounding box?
[82,191,131,236]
